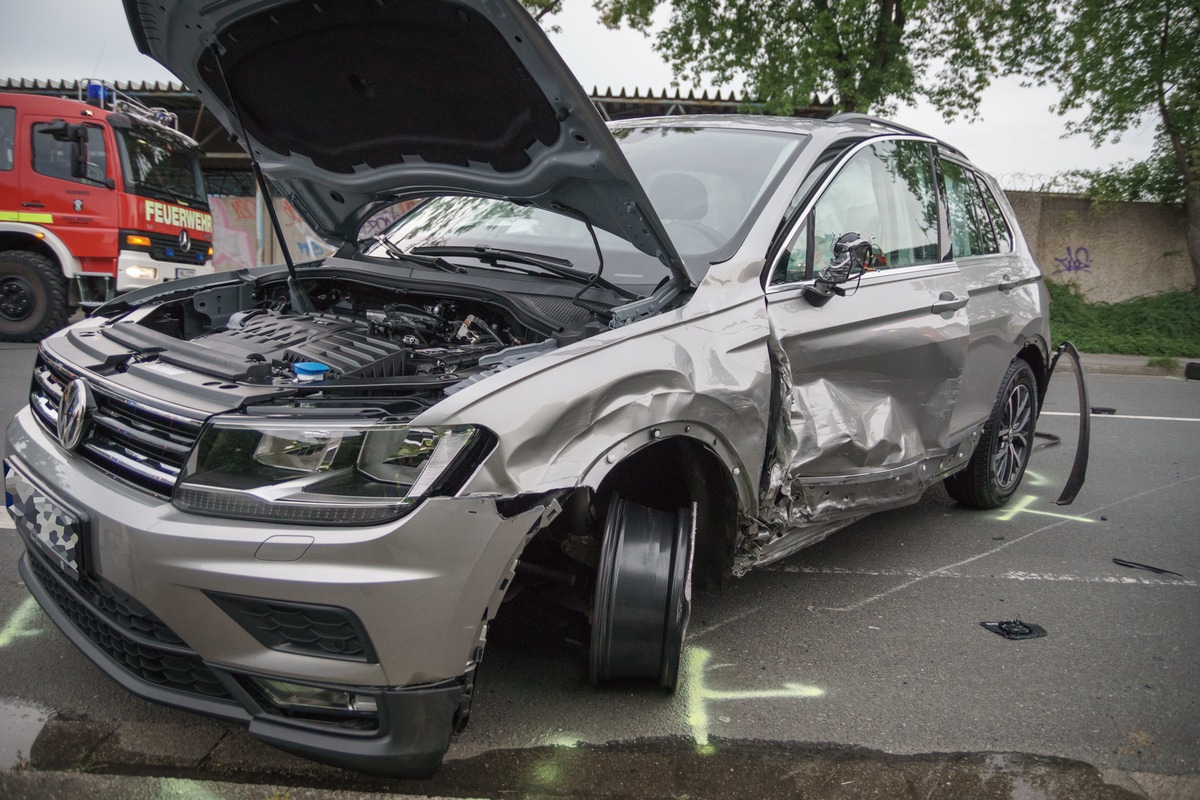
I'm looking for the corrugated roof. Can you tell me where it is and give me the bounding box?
[2,78,833,163]
[1,78,189,93]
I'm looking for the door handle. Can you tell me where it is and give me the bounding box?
[999,273,1018,292]
[21,202,45,208]
[931,292,969,314]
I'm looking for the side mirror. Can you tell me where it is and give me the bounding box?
[72,127,90,180]
[43,119,72,141]
[803,232,877,307]
[42,119,92,180]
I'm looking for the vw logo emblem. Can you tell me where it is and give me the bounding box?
[178,229,191,252]
[57,378,94,451]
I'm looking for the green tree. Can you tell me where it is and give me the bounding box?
[523,0,564,28]
[1002,0,1199,292]
[580,0,1003,117]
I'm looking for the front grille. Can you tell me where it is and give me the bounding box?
[122,230,212,266]
[207,592,378,663]
[31,355,204,495]
[28,551,232,700]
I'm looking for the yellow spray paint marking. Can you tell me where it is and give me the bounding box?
[994,494,1095,524]
[532,760,562,786]
[158,777,230,800]
[0,598,43,649]
[683,646,824,753]
[1023,469,1050,487]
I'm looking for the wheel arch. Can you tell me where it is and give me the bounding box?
[590,433,742,589]
[1016,335,1050,409]
[0,223,78,276]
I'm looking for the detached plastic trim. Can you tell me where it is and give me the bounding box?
[1047,341,1090,505]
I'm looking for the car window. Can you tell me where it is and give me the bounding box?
[613,126,805,257]
[0,107,14,171]
[770,139,938,285]
[32,122,107,184]
[975,174,1014,253]
[941,159,1000,258]
[372,195,671,290]
[372,128,806,290]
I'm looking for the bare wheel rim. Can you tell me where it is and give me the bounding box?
[590,494,692,689]
[991,381,1032,491]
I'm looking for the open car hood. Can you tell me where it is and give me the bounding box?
[123,0,691,289]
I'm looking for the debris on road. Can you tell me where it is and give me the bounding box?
[1112,558,1182,577]
[981,620,1048,640]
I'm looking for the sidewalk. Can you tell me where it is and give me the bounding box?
[1081,352,1195,378]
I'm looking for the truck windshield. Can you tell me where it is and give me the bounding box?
[115,126,207,207]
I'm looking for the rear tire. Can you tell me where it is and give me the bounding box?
[945,358,1038,509]
[590,493,693,690]
[0,250,69,342]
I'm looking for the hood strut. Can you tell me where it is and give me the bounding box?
[209,45,314,314]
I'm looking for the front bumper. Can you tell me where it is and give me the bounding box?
[6,407,546,776]
[115,251,214,291]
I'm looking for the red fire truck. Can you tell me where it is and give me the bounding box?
[0,82,213,341]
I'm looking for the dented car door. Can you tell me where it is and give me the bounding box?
[763,138,971,527]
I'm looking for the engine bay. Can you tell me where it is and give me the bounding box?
[194,303,519,382]
[92,271,571,395]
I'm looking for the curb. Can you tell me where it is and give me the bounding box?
[17,718,1200,800]
[1080,354,1194,379]
[0,771,462,800]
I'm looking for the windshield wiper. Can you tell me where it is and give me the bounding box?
[411,245,638,300]
[365,236,466,275]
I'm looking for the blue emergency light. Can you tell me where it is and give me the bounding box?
[84,83,114,108]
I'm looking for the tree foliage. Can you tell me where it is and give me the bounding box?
[1001,0,1200,289]
[1063,149,1186,206]
[586,0,1003,116]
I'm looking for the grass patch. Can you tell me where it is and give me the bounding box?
[1146,355,1181,369]
[1046,281,1200,357]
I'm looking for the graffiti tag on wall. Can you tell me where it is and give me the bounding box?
[1053,245,1093,275]
[360,200,418,239]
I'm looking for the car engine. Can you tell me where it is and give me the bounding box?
[192,304,515,382]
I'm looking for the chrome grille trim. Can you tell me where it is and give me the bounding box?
[81,442,181,490]
[30,352,204,496]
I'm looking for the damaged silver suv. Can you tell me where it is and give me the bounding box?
[5,0,1087,778]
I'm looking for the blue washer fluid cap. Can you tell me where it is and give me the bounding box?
[294,361,331,381]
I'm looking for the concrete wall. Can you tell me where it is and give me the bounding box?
[1006,191,1193,303]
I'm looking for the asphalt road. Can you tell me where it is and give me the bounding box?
[1,340,1197,796]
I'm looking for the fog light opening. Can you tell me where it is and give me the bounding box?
[250,677,380,730]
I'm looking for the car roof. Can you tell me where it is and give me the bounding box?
[609,113,969,161]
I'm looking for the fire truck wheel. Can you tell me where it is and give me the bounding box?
[0,251,69,342]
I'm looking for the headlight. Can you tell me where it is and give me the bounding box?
[173,417,490,525]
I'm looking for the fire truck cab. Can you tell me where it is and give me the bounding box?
[1,82,213,341]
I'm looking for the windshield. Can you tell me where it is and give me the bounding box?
[368,126,804,289]
[115,125,207,207]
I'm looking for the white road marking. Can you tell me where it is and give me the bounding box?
[763,564,1196,587]
[800,474,1200,612]
[1042,411,1200,423]
[690,605,764,640]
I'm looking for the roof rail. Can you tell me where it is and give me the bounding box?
[826,112,964,157]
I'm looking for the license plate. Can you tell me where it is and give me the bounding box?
[176,268,197,278]
[5,462,87,581]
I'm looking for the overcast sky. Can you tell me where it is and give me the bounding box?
[0,0,1158,184]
